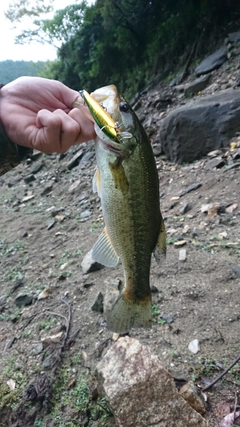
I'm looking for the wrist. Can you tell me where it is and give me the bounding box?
[0,84,5,124]
[0,84,32,175]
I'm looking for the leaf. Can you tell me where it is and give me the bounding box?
[217,411,240,427]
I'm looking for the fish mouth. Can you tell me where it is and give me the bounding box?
[94,124,125,155]
[104,142,123,154]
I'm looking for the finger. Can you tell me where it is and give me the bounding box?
[35,109,80,153]
[72,99,96,123]
[69,108,96,142]
[35,109,95,153]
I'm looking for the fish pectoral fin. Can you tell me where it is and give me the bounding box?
[107,293,152,334]
[153,215,167,263]
[92,167,101,197]
[92,228,119,267]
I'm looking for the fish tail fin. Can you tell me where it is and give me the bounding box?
[107,292,152,334]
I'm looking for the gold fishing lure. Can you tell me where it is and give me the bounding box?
[80,89,122,143]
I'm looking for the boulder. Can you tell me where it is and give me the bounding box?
[96,337,208,427]
[159,89,240,163]
[195,46,228,76]
[175,74,211,97]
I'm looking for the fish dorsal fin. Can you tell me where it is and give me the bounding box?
[153,215,167,263]
[92,228,119,267]
[92,167,101,197]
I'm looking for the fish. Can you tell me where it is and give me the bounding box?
[76,85,166,334]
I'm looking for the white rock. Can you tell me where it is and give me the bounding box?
[179,248,187,262]
[188,339,200,354]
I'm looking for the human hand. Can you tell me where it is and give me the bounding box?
[0,76,96,153]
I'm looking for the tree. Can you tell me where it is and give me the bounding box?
[5,0,87,49]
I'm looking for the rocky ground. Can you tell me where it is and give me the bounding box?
[1,40,240,427]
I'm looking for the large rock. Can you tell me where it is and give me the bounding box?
[175,74,211,97]
[195,46,228,76]
[159,89,240,163]
[96,337,208,427]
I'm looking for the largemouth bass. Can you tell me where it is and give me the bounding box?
[75,85,166,334]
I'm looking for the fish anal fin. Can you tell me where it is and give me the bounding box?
[154,215,167,263]
[92,228,119,267]
[107,293,152,334]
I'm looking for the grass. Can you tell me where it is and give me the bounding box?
[0,356,28,412]
[0,239,27,256]
[151,304,166,325]
[89,219,104,232]
[46,357,112,427]
[0,307,22,323]
[166,237,178,245]
[56,247,83,267]
[190,358,227,381]
[38,317,57,331]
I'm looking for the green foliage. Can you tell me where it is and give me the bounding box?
[50,362,112,426]
[152,304,166,325]
[0,356,28,412]
[4,0,240,97]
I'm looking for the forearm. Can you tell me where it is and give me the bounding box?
[0,84,32,176]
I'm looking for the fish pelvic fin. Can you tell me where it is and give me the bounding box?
[92,166,102,198]
[154,214,167,263]
[92,228,119,267]
[107,293,152,334]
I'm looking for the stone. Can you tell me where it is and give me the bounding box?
[31,343,44,355]
[15,293,34,308]
[91,292,104,313]
[178,183,202,196]
[228,31,240,42]
[67,150,83,169]
[38,287,50,300]
[188,339,200,354]
[179,249,187,262]
[80,209,92,218]
[97,337,207,427]
[225,203,238,213]
[180,381,206,415]
[230,265,240,277]
[103,287,119,314]
[47,219,56,230]
[68,179,81,193]
[30,161,45,174]
[207,150,223,157]
[81,250,104,274]
[175,75,211,97]
[204,157,225,170]
[7,179,21,187]
[22,194,35,202]
[174,240,186,247]
[178,202,192,215]
[40,184,53,196]
[79,151,95,165]
[195,46,228,76]
[23,174,36,184]
[159,89,240,163]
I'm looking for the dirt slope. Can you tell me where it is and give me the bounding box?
[1,51,240,425]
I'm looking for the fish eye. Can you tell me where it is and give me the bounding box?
[120,102,129,112]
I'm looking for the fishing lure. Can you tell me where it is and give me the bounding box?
[80,89,122,143]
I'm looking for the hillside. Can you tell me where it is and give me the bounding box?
[0,60,46,83]
[0,38,240,427]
